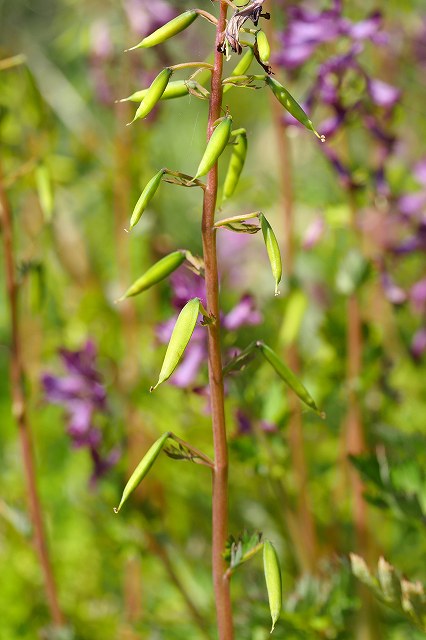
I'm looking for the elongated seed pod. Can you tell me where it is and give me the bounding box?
[121,80,196,103]
[132,68,173,122]
[114,431,171,513]
[127,10,198,50]
[263,541,282,633]
[257,31,271,65]
[266,77,323,140]
[260,214,282,295]
[118,251,186,301]
[258,342,320,414]
[152,298,201,390]
[223,47,254,94]
[223,131,247,201]
[194,114,233,180]
[130,168,166,229]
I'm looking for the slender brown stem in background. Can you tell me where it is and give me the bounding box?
[267,18,319,571]
[201,2,233,638]
[0,164,64,627]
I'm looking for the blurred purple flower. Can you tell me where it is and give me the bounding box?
[41,341,117,483]
[414,158,426,186]
[302,215,325,250]
[124,0,175,38]
[223,294,262,331]
[410,278,426,314]
[381,271,406,305]
[411,328,426,361]
[368,78,401,109]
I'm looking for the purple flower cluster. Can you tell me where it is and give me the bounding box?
[42,341,119,484]
[276,0,400,192]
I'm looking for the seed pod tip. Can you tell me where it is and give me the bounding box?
[113,506,119,514]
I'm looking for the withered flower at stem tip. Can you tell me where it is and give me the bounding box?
[218,0,270,58]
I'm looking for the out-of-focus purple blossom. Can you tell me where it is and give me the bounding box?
[223,294,262,331]
[410,278,426,314]
[398,192,426,218]
[90,20,113,60]
[411,327,426,361]
[124,0,175,38]
[391,219,426,254]
[302,215,325,250]
[348,11,385,43]
[41,341,117,483]
[368,78,401,109]
[170,269,206,310]
[235,409,252,435]
[381,271,406,305]
[90,448,121,487]
[414,158,426,186]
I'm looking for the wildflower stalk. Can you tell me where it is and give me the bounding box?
[0,163,64,627]
[201,1,234,637]
[267,31,319,571]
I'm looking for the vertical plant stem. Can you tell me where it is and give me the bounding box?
[0,165,64,627]
[268,50,319,571]
[201,2,233,638]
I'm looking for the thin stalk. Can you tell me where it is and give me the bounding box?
[201,2,233,638]
[0,164,64,627]
[267,28,319,570]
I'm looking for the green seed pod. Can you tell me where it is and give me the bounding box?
[121,80,195,103]
[223,47,254,94]
[35,165,54,222]
[194,115,233,180]
[257,31,271,65]
[266,77,324,140]
[117,251,186,301]
[260,214,282,295]
[127,10,198,50]
[152,298,201,390]
[223,131,247,201]
[130,168,166,230]
[114,431,171,513]
[131,68,173,122]
[263,541,282,633]
[258,342,320,414]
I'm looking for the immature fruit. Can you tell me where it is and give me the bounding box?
[194,114,233,180]
[117,251,186,300]
[127,10,198,50]
[263,541,282,633]
[121,80,195,103]
[257,30,271,65]
[114,432,171,513]
[260,213,282,295]
[129,168,166,229]
[132,68,173,122]
[266,76,324,140]
[152,298,201,390]
[257,342,320,414]
[223,131,247,200]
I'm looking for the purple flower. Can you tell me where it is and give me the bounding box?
[302,215,325,250]
[123,0,175,38]
[368,78,401,110]
[410,278,426,314]
[41,341,117,483]
[381,271,406,305]
[414,158,426,186]
[223,294,262,331]
[411,328,426,361]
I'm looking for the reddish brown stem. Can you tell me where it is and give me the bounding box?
[201,2,233,638]
[0,165,64,627]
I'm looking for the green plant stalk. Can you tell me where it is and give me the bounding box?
[201,1,234,637]
[0,163,64,627]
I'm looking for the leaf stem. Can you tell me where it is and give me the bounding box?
[169,433,215,469]
[202,2,234,638]
[0,162,64,627]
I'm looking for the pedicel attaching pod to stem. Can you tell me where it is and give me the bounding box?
[126,10,198,51]
[223,130,247,201]
[151,297,202,390]
[259,213,282,295]
[193,114,233,180]
[114,431,171,513]
[263,540,282,633]
[117,250,187,301]
[257,341,323,416]
[266,76,325,141]
[130,68,173,123]
[129,168,167,230]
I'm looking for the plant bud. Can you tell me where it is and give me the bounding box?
[263,541,282,633]
[194,114,233,180]
[131,68,173,122]
[256,31,271,65]
[223,131,247,201]
[259,213,282,296]
[129,168,166,229]
[127,10,198,50]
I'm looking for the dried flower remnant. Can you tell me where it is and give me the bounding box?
[41,340,118,483]
[218,0,270,58]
